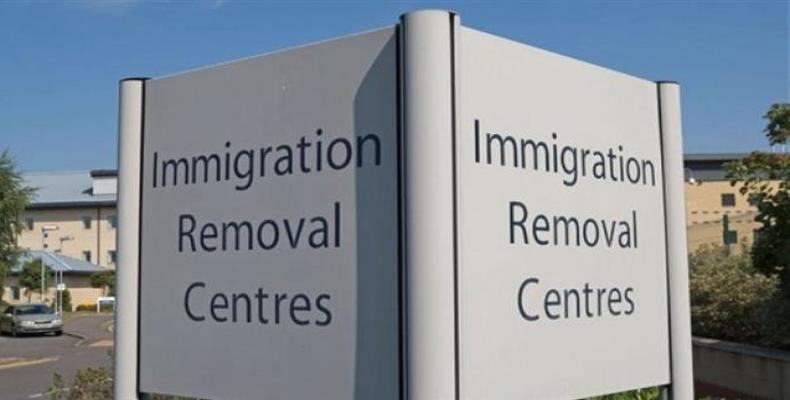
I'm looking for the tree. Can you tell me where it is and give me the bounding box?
[726,103,790,294]
[19,258,50,302]
[764,103,790,146]
[90,271,114,296]
[0,150,34,300]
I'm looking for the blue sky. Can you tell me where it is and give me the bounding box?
[1,1,787,171]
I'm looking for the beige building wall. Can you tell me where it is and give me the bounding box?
[684,180,774,251]
[2,275,103,310]
[17,206,117,269]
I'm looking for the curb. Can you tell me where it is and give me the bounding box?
[63,331,87,340]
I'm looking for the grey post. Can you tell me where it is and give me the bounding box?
[658,81,694,399]
[115,78,147,400]
[400,10,460,400]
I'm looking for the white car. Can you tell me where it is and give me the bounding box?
[0,304,63,337]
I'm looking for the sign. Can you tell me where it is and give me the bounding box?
[118,10,692,400]
[457,28,670,399]
[137,28,400,400]
[57,283,66,291]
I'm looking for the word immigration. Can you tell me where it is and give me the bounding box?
[150,129,382,191]
[474,119,657,187]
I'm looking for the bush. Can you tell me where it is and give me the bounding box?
[689,244,790,347]
[61,289,72,313]
[49,352,203,400]
[75,304,96,312]
[593,387,659,400]
[49,368,112,400]
[50,290,73,312]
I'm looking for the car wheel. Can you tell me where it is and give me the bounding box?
[54,330,62,336]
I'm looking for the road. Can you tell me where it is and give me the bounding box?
[0,314,113,400]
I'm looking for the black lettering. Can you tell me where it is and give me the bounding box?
[517,278,540,321]
[532,214,550,245]
[544,289,561,320]
[328,138,352,170]
[624,288,635,315]
[608,288,622,316]
[184,282,205,322]
[210,293,229,322]
[179,214,196,252]
[356,134,381,167]
[290,294,311,326]
[316,294,332,326]
[232,293,251,323]
[510,202,528,244]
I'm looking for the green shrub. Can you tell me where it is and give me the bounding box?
[689,244,790,347]
[61,289,72,313]
[75,304,96,312]
[49,367,113,400]
[592,387,659,400]
[50,290,72,312]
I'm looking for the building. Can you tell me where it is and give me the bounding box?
[16,170,118,267]
[683,153,764,251]
[2,170,119,307]
[2,250,108,308]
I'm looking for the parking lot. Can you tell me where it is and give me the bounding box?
[0,314,113,400]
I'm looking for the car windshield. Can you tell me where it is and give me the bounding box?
[15,305,53,315]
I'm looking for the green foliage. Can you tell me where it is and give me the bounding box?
[48,351,202,400]
[725,137,790,294]
[726,103,790,295]
[89,271,115,296]
[49,351,113,400]
[49,367,113,400]
[75,303,96,312]
[0,150,35,300]
[19,258,51,302]
[689,244,790,346]
[591,387,659,400]
[763,103,790,146]
[61,289,72,312]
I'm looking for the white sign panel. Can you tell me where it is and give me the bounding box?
[457,28,671,399]
[138,28,400,400]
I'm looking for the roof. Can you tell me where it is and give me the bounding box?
[90,169,118,178]
[22,170,116,209]
[684,153,750,181]
[10,250,108,274]
[683,153,750,162]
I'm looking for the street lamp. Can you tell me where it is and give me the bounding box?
[684,167,696,184]
[40,225,58,303]
[57,235,74,314]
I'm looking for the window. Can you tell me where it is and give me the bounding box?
[25,218,33,230]
[11,287,19,301]
[109,250,117,264]
[723,230,738,245]
[721,193,736,207]
[108,215,117,229]
[83,251,92,262]
[82,216,92,229]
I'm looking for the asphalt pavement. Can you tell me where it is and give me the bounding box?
[0,313,114,400]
